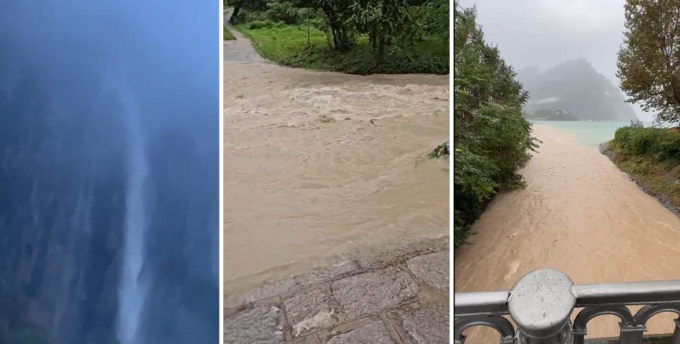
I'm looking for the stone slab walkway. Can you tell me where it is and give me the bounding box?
[224,237,450,344]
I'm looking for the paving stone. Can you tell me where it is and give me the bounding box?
[401,305,449,344]
[291,333,323,344]
[285,288,337,337]
[406,251,449,291]
[224,305,285,344]
[294,261,359,286]
[327,320,396,344]
[225,277,296,309]
[331,267,418,318]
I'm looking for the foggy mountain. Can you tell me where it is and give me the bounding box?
[516,58,637,121]
[515,64,541,90]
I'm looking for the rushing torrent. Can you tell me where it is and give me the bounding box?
[223,62,450,293]
[455,125,680,342]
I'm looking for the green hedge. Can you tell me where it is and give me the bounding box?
[234,24,449,75]
[613,125,680,160]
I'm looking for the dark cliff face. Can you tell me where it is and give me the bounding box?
[0,51,127,343]
[0,1,219,344]
[517,59,638,121]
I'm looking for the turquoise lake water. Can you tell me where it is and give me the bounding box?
[531,121,633,148]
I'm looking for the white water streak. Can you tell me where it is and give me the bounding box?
[116,91,149,344]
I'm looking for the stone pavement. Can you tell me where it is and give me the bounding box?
[224,237,450,344]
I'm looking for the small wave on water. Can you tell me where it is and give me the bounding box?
[223,62,450,293]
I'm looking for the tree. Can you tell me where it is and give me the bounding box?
[453,4,537,249]
[349,0,413,61]
[617,0,680,123]
[225,0,268,23]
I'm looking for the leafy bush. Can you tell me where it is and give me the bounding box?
[613,125,680,160]
[235,24,448,74]
[228,0,449,73]
[245,19,277,29]
[453,5,538,249]
[263,1,310,25]
[656,131,680,158]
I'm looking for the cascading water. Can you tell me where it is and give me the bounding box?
[117,92,150,344]
[0,1,219,343]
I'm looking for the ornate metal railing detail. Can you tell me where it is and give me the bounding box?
[454,269,680,344]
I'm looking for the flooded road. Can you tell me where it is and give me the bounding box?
[223,62,450,293]
[455,125,680,340]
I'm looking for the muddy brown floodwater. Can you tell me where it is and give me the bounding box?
[455,125,680,342]
[223,61,450,294]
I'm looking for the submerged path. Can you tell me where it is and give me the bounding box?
[455,125,680,341]
[223,17,450,343]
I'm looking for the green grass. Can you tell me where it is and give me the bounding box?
[234,24,448,75]
[224,27,236,41]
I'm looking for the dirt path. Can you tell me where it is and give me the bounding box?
[223,8,265,63]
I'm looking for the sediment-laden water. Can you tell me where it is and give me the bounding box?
[223,62,450,293]
[455,124,680,341]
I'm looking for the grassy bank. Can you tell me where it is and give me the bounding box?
[233,24,448,75]
[224,27,235,40]
[607,125,680,209]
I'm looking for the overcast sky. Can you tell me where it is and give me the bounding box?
[457,0,653,121]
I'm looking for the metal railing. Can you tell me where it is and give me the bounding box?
[454,269,680,344]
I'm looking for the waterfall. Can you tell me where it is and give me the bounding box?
[117,93,150,344]
[0,1,219,343]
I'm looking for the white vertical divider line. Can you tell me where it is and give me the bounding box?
[219,0,225,342]
[449,0,455,340]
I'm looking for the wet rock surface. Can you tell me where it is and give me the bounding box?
[406,252,449,291]
[224,237,450,344]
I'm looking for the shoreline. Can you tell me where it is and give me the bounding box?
[455,123,680,339]
[599,141,680,219]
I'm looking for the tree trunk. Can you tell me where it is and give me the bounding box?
[230,7,240,23]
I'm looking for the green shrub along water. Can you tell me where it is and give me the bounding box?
[225,0,449,75]
[453,5,538,249]
[608,123,680,208]
[613,123,680,159]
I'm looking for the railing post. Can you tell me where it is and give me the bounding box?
[671,318,680,344]
[618,323,646,344]
[509,269,576,344]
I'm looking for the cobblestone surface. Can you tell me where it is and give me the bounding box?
[331,268,418,318]
[406,252,449,291]
[224,304,285,344]
[224,236,450,343]
[401,306,449,344]
[326,320,395,344]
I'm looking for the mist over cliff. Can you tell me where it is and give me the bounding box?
[517,59,637,121]
[0,1,219,343]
